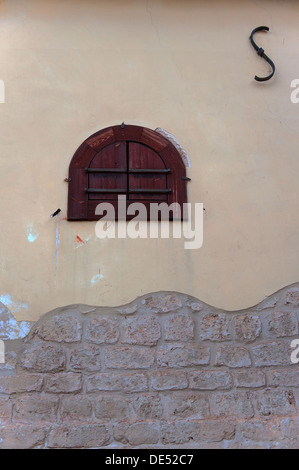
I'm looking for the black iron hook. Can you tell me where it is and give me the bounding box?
[249,26,275,82]
[50,208,61,218]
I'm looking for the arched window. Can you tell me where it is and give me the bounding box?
[67,124,188,220]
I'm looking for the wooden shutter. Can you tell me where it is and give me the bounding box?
[67,125,188,221]
[128,142,169,201]
[87,142,127,200]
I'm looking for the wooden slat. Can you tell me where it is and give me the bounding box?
[88,142,127,200]
[140,127,169,152]
[67,167,88,220]
[113,124,143,142]
[86,127,114,150]
[128,142,168,201]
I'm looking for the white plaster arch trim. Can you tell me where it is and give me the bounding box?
[155,128,191,168]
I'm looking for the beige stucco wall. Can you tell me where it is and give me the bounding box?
[0,0,299,320]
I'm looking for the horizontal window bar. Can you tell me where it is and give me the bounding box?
[86,168,170,174]
[85,188,171,194]
[85,168,126,173]
[85,188,127,193]
[129,189,171,194]
[129,169,170,174]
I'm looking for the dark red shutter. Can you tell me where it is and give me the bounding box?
[88,142,127,200]
[67,125,188,221]
[128,142,169,202]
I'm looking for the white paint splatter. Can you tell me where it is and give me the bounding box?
[0,318,31,339]
[0,294,13,309]
[91,274,103,285]
[0,294,29,314]
[54,213,61,288]
[0,295,31,339]
[75,236,91,248]
[18,321,32,338]
[26,224,39,243]
[155,127,191,168]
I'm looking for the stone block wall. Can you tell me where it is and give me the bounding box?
[1,285,299,448]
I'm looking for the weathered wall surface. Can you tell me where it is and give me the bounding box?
[1,0,299,318]
[1,286,299,449]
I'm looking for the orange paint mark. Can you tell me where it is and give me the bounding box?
[76,235,84,244]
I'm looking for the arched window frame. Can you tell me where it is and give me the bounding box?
[67,124,188,221]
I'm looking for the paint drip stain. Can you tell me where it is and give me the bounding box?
[26,224,39,243]
[54,213,61,288]
[75,235,91,248]
[91,273,103,285]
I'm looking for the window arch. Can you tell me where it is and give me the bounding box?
[67,124,188,220]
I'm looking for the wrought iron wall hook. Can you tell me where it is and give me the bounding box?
[249,26,275,82]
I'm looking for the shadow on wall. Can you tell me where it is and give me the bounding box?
[0,284,299,448]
